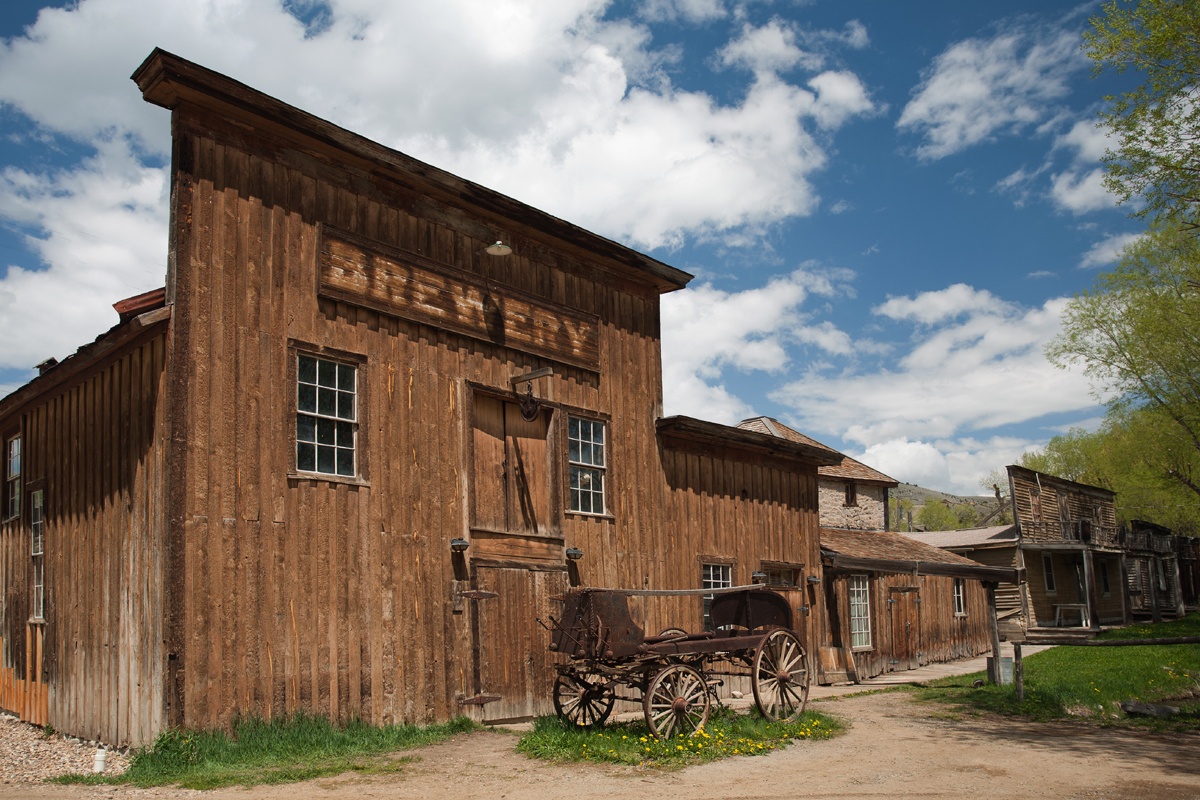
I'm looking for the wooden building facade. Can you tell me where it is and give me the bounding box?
[818,528,1012,682]
[0,50,852,744]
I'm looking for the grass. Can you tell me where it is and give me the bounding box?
[516,705,841,767]
[53,713,479,790]
[914,613,1200,732]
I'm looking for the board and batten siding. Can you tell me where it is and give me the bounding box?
[162,104,673,730]
[0,330,168,745]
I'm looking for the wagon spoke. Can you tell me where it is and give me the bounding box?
[553,672,615,729]
[643,664,710,740]
[752,629,809,722]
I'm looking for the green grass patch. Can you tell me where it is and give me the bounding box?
[53,713,479,790]
[516,705,840,767]
[915,613,1200,732]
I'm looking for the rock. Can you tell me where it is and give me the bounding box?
[1120,700,1180,718]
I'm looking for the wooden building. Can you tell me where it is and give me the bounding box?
[1008,466,1128,631]
[1125,520,1186,621]
[819,528,1015,682]
[732,419,1019,683]
[0,49,850,744]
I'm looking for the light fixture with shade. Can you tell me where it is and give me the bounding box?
[751,571,767,584]
[450,538,470,553]
[566,547,584,561]
[485,240,512,256]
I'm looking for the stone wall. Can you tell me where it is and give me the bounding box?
[819,480,888,530]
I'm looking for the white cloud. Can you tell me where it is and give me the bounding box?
[661,267,851,422]
[874,283,1009,325]
[1079,231,1141,269]
[640,0,727,24]
[720,19,816,73]
[1049,167,1113,214]
[898,26,1084,160]
[771,290,1102,458]
[0,137,168,369]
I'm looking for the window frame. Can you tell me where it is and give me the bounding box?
[567,415,607,516]
[701,561,733,631]
[5,434,20,522]
[30,488,44,621]
[952,578,966,616]
[760,562,801,588]
[844,482,857,507]
[848,574,872,650]
[288,345,368,484]
[1042,553,1057,594]
[1099,561,1111,596]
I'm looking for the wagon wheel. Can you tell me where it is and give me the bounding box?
[657,627,687,638]
[751,629,810,722]
[553,672,616,728]
[642,663,710,739]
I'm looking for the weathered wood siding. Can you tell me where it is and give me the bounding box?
[1009,466,1118,547]
[0,331,168,744]
[657,445,823,651]
[163,106,673,730]
[825,572,989,681]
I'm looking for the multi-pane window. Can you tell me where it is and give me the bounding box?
[31,489,44,619]
[568,417,605,514]
[953,578,966,616]
[5,435,19,521]
[296,354,357,477]
[1042,554,1057,593]
[702,563,732,630]
[849,574,872,649]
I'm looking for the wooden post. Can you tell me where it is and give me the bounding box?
[1082,550,1099,630]
[1148,557,1162,623]
[1013,643,1024,703]
[986,582,1002,684]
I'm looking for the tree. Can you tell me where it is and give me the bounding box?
[1084,0,1200,227]
[1048,223,1200,504]
[916,501,958,531]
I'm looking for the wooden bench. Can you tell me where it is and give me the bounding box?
[1054,603,1091,628]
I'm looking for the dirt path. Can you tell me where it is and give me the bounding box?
[4,692,1198,800]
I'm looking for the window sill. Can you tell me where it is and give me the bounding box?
[851,645,873,653]
[287,472,371,489]
[954,613,968,618]
[566,511,615,522]
[28,617,46,625]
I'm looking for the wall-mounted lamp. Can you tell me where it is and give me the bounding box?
[566,547,584,561]
[450,538,470,553]
[511,367,553,422]
[751,571,767,584]
[806,575,822,585]
[485,240,513,256]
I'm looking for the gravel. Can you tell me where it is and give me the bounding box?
[0,711,130,785]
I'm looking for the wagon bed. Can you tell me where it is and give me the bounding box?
[544,586,810,738]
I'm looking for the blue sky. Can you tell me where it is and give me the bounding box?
[0,0,1141,494]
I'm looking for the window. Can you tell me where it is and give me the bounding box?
[1100,562,1111,596]
[568,417,606,514]
[701,562,732,630]
[849,574,871,649]
[5,435,19,521]
[1042,554,1056,593]
[762,566,798,587]
[953,578,966,616]
[296,354,357,477]
[30,489,43,620]
[844,482,857,507]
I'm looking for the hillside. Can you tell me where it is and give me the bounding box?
[890,482,1008,531]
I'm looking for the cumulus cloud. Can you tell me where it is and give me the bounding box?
[1079,231,1141,269]
[898,25,1084,160]
[771,289,1102,462]
[661,267,853,421]
[0,137,168,369]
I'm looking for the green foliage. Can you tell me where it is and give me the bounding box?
[891,497,914,531]
[1084,0,1200,227]
[1046,223,1200,532]
[917,614,1200,732]
[53,713,478,790]
[516,706,840,767]
[916,500,958,531]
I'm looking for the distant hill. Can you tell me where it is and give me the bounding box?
[890,482,1008,531]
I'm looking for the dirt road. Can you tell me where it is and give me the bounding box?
[4,691,1197,800]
